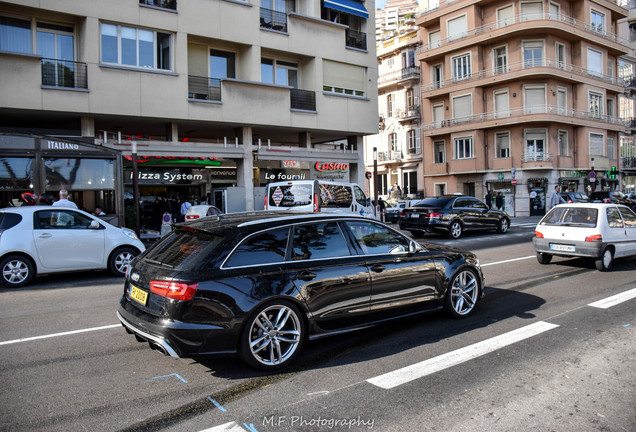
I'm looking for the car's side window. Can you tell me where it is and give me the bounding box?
[606,207,624,228]
[344,221,409,255]
[471,199,488,210]
[225,227,289,267]
[34,210,92,229]
[453,198,469,208]
[291,222,351,261]
[618,207,636,228]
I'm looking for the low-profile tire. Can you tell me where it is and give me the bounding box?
[410,230,424,237]
[536,252,552,264]
[497,218,510,234]
[108,247,138,277]
[447,220,463,239]
[595,247,613,272]
[239,300,304,370]
[0,255,36,288]
[444,268,480,318]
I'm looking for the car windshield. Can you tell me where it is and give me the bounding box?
[540,207,598,227]
[141,227,226,270]
[413,197,451,208]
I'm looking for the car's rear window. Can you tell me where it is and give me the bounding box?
[141,228,226,270]
[540,207,598,227]
[268,184,313,208]
[413,197,451,208]
[0,212,22,231]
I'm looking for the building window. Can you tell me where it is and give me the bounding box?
[524,85,545,114]
[429,30,441,49]
[433,103,444,127]
[494,46,508,74]
[210,49,235,79]
[387,94,394,117]
[434,141,445,163]
[494,90,509,118]
[389,133,397,151]
[451,53,471,81]
[557,87,567,115]
[0,16,32,53]
[495,132,510,158]
[607,98,614,118]
[454,137,473,159]
[590,133,604,156]
[262,58,298,87]
[100,23,172,70]
[525,130,546,160]
[556,43,566,68]
[435,183,446,196]
[403,171,418,196]
[591,9,604,33]
[549,2,560,19]
[322,60,366,97]
[497,5,514,27]
[432,64,442,89]
[407,130,419,154]
[589,91,603,118]
[452,94,472,121]
[608,137,615,160]
[447,14,466,41]
[521,2,543,21]
[523,40,543,67]
[558,130,568,156]
[587,48,602,77]
[406,89,414,111]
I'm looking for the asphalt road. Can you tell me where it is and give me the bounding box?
[1,221,634,432]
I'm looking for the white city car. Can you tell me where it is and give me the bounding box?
[533,203,636,271]
[0,206,145,287]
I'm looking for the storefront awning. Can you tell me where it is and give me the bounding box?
[324,0,369,19]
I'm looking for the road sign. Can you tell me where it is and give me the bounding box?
[589,171,596,178]
[365,171,372,179]
[511,179,517,185]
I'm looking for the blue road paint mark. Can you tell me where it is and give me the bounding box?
[207,397,227,412]
[243,423,258,432]
[151,373,188,383]
[624,324,631,328]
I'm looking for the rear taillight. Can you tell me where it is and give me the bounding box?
[603,198,612,203]
[428,212,443,218]
[534,231,544,238]
[150,281,198,300]
[264,195,268,210]
[313,193,319,212]
[185,215,199,220]
[568,199,573,203]
[400,210,406,217]
[585,234,603,242]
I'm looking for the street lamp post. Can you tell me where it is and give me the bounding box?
[131,141,141,237]
[373,147,378,218]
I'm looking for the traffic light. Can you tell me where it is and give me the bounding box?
[607,166,619,180]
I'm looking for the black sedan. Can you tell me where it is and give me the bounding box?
[117,212,484,370]
[399,195,510,239]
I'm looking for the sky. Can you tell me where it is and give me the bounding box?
[375,0,387,10]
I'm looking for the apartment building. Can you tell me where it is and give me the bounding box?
[416,0,629,216]
[367,0,422,199]
[0,0,377,224]
[618,3,636,195]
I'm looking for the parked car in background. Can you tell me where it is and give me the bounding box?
[117,212,484,370]
[588,191,636,211]
[185,205,223,220]
[533,203,636,271]
[560,192,589,203]
[384,199,420,223]
[399,195,510,239]
[0,206,145,287]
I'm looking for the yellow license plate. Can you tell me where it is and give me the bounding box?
[130,285,148,306]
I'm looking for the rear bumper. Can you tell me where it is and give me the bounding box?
[532,238,605,259]
[117,296,237,358]
[399,218,447,232]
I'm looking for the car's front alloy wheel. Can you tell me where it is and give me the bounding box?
[445,268,480,318]
[497,218,510,233]
[108,247,138,277]
[240,301,304,370]
[0,255,35,288]
[447,221,463,239]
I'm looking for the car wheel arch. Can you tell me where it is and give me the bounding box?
[107,246,143,275]
[0,252,38,287]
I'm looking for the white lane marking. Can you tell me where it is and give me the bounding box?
[588,287,636,309]
[0,324,120,346]
[200,422,246,432]
[481,255,535,267]
[367,321,559,389]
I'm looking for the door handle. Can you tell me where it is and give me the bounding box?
[39,233,52,238]
[370,264,385,273]
[297,271,316,281]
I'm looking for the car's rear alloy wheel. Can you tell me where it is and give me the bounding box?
[0,255,35,288]
[536,252,552,264]
[497,218,510,233]
[445,268,479,318]
[109,247,138,277]
[595,247,613,272]
[241,301,304,370]
[448,221,463,239]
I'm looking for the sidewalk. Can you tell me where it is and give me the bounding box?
[510,215,543,226]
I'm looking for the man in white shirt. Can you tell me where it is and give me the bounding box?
[52,189,78,209]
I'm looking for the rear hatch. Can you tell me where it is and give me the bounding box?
[535,206,600,246]
[401,198,450,221]
[125,226,226,317]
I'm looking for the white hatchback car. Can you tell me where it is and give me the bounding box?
[184,205,223,220]
[0,206,145,287]
[533,203,636,271]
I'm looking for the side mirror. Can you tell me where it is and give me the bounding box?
[89,220,100,229]
[409,240,423,254]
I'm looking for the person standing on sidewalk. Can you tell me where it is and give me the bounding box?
[52,189,78,209]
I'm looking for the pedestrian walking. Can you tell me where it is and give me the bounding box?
[52,189,78,209]
[485,190,493,209]
[548,185,565,211]
[495,192,504,210]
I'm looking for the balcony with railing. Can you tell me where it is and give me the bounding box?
[260,8,288,32]
[41,59,87,89]
[290,89,316,111]
[422,59,626,93]
[346,29,367,50]
[622,156,636,168]
[188,76,221,101]
[521,153,553,162]
[396,106,421,122]
[417,12,628,55]
[378,66,420,86]
[139,0,177,10]
[377,150,403,162]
